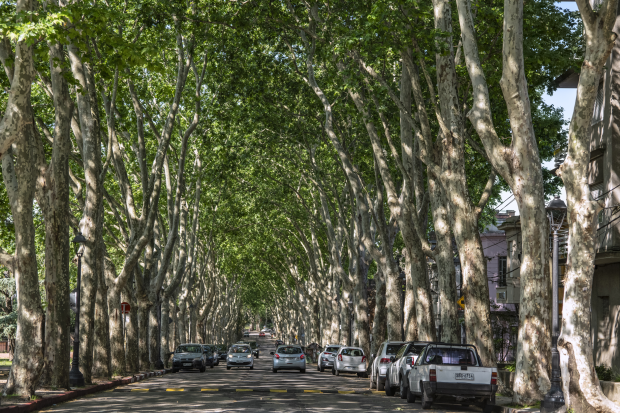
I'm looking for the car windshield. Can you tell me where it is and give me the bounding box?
[278,346,302,354]
[341,348,364,357]
[325,347,340,353]
[232,346,251,354]
[176,345,202,353]
[385,344,404,355]
[217,345,227,352]
[424,347,478,366]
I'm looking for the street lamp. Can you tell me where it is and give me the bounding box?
[347,299,353,346]
[70,232,87,387]
[396,255,406,340]
[155,285,164,369]
[542,196,566,412]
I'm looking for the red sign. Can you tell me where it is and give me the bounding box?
[121,302,131,314]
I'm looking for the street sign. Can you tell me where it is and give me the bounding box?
[457,296,465,309]
[121,302,131,314]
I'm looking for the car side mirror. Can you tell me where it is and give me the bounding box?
[270,351,275,355]
[390,356,395,363]
[165,352,174,357]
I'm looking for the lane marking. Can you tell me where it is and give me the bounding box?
[270,389,286,393]
[338,390,355,394]
[303,390,321,393]
[201,389,219,391]
[166,389,184,391]
[236,389,253,392]
[131,389,149,392]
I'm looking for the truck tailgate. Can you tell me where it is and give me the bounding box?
[435,366,493,385]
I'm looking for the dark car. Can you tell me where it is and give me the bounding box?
[216,344,229,361]
[202,345,218,367]
[236,340,260,358]
[275,340,284,347]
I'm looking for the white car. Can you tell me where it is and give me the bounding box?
[226,344,254,370]
[406,343,497,409]
[385,341,430,398]
[317,344,341,372]
[370,341,406,390]
[332,347,366,377]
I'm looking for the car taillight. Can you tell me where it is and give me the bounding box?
[300,354,305,360]
[324,352,331,355]
[491,371,497,385]
[361,356,366,363]
[338,354,342,361]
[380,358,391,364]
[430,369,436,382]
[275,354,280,359]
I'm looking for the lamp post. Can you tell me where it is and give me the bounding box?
[69,232,87,387]
[348,299,353,346]
[542,196,566,412]
[396,255,406,340]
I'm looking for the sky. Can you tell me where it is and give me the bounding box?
[496,1,579,214]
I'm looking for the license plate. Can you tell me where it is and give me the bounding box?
[346,366,352,369]
[183,363,192,366]
[455,373,474,381]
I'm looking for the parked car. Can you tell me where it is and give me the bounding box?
[243,331,250,337]
[406,343,497,409]
[275,339,284,347]
[259,332,266,337]
[271,345,306,373]
[216,344,229,362]
[317,344,341,372]
[170,343,207,373]
[202,344,220,367]
[332,347,366,377]
[370,341,406,391]
[227,344,254,370]
[385,341,430,397]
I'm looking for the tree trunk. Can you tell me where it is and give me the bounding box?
[124,288,139,374]
[149,303,159,369]
[92,266,110,378]
[371,269,387,355]
[160,297,170,367]
[429,174,459,343]
[138,303,150,370]
[108,285,124,376]
[40,40,72,390]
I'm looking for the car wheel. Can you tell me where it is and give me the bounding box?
[370,373,376,390]
[272,368,277,373]
[421,382,432,409]
[316,363,320,371]
[319,363,325,373]
[172,368,179,373]
[335,369,340,376]
[200,366,206,373]
[385,375,395,396]
[226,366,231,371]
[399,376,407,399]
[300,369,305,373]
[250,366,254,370]
[331,367,335,376]
[210,365,214,368]
[406,386,416,403]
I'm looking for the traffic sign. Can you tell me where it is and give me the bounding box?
[457,296,465,309]
[121,302,131,314]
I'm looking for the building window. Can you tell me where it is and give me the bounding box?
[498,256,507,287]
[497,291,507,301]
[601,296,610,319]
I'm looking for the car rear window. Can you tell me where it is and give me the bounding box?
[325,347,340,353]
[424,347,478,366]
[341,348,364,357]
[386,344,404,355]
[232,346,251,354]
[278,347,302,354]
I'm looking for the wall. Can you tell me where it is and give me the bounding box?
[592,263,620,373]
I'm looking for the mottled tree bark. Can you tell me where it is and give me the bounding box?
[93,263,110,378]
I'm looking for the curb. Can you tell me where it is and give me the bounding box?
[0,369,172,413]
[494,407,540,413]
[112,387,386,395]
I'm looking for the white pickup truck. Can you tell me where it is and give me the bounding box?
[406,343,497,410]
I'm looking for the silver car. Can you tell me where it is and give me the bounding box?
[332,346,367,377]
[226,344,254,370]
[317,344,341,372]
[271,345,306,373]
[171,343,207,373]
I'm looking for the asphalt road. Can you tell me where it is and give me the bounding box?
[40,332,486,412]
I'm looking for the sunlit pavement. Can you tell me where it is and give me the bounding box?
[40,332,485,412]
